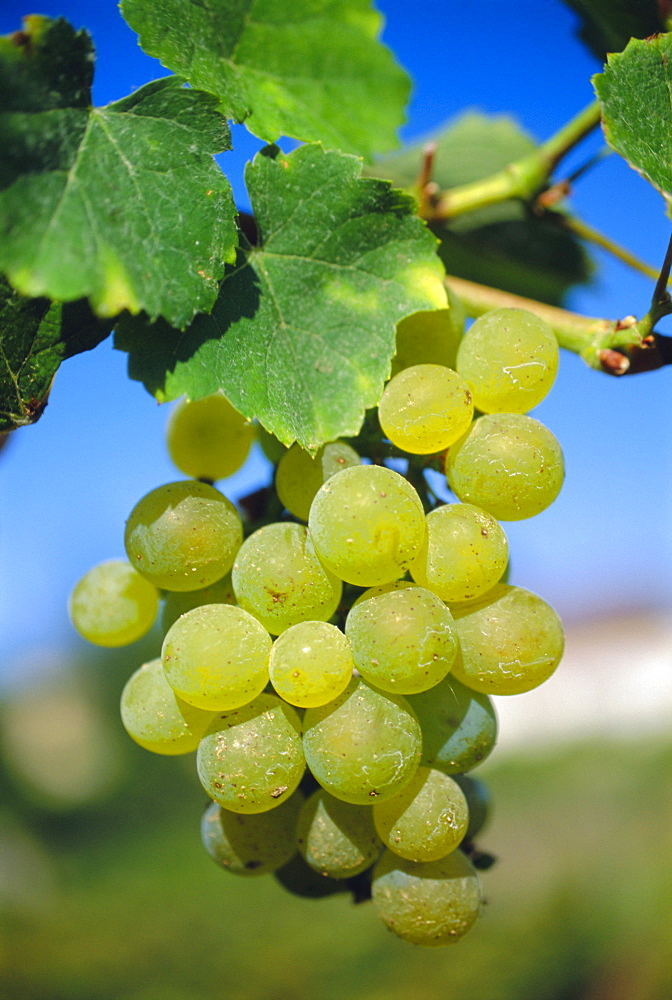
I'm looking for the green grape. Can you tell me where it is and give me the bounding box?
[456,307,559,414]
[308,465,426,587]
[296,788,383,879]
[276,441,360,522]
[120,657,215,755]
[274,853,347,899]
[200,792,304,876]
[445,413,564,521]
[256,424,287,465]
[378,364,474,455]
[269,621,354,708]
[162,604,271,711]
[407,674,498,774]
[371,848,482,946]
[69,559,159,647]
[161,572,235,634]
[345,586,458,695]
[391,292,465,376]
[410,503,508,603]
[303,677,422,805]
[232,522,342,635]
[450,584,564,695]
[124,480,243,591]
[452,774,491,840]
[166,392,255,481]
[373,767,469,862]
[197,693,305,814]
[351,580,417,607]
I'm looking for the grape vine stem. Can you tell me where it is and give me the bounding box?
[418,102,602,221]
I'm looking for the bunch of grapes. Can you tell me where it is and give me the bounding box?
[69,306,565,947]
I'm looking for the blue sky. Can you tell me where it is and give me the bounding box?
[1,1,671,688]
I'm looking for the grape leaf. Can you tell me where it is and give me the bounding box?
[116,143,447,451]
[120,0,410,160]
[369,113,591,306]
[561,0,666,61]
[0,277,113,430]
[594,33,672,210]
[0,16,238,328]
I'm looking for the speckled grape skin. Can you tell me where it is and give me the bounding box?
[372,848,482,946]
[162,604,271,711]
[456,307,559,414]
[161,572,236,635]
[197,693,305,814]
[406,674,498,774]
[410,502,508,602]
[308,465,426,587]
[232,522,342,635]
[269,621,354,708]
[445,413,564,521]
[378,364,474,455]
[450,584,564,695]
[124,480,243,591]
[276,441,360,521]
[69,559,159,647]
[373,767,469,862]
[200,793,304,876]
[166,392,255,481]
[296,788,383,879]
[120,658,215,755]
[303,677,422,805]
[345,586,458,695]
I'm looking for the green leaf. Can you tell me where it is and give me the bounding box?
[116,143,446,451]
[0,277,113,431]
[370,113,591,306]
[560,0,666,62]
[594,33,672,210]
[0,16,238,327]
[120,0,410,160]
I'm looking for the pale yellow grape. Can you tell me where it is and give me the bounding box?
[276,441,360,521]
[269,621,354,708]
[445,413,564,520]
[232,522,341,635]
[410,502,508,602]
[308,465,426,587]
[373,767,469,862]
[378,364,473,455]
[69,559,159,647]
[201,793,304,876]
[120,657,215,754]
[161,572,235,634]
[197,693,305,813]
[166,392,255,481]
[372,848,482,946]
[302,677,422,805]
[124,480,243,591]
[345,586,458,694]
[391,287,465,376]
[162,604,271,711]
[296,788,383,878]
[450,584,564,695]
[456,307,559,414]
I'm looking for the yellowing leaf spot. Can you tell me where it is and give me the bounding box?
[92,249,140,318]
